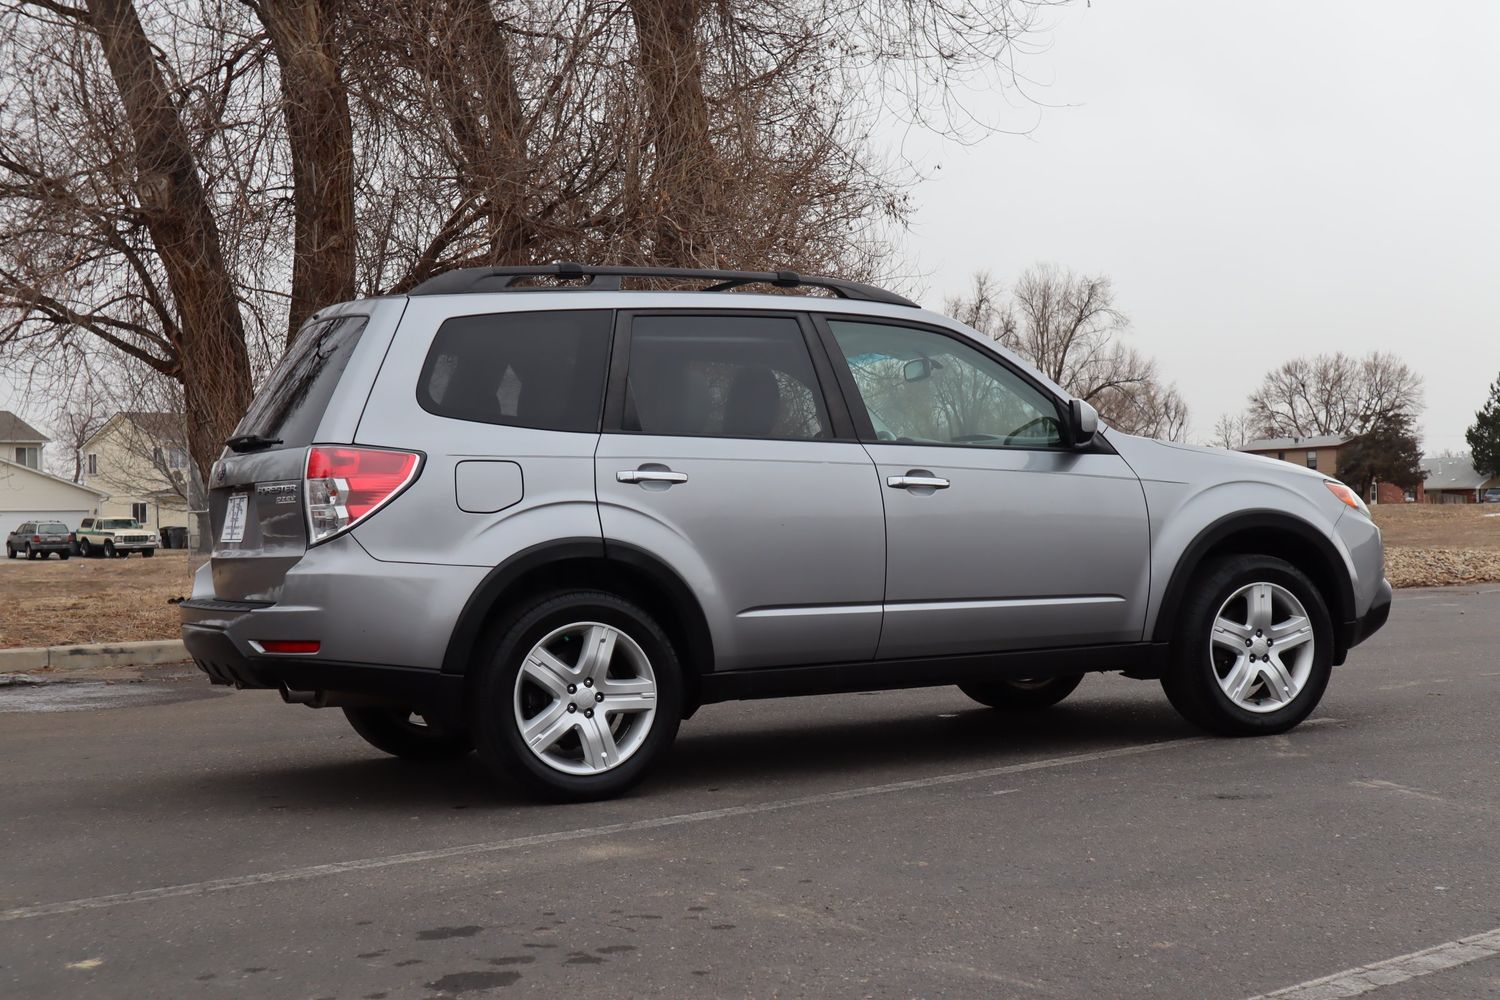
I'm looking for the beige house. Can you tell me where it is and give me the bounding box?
[1239,434,1352,476]
[81,412,194,532]
[0,410,107,534]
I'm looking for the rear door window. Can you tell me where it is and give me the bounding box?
[417,310,612,433]
[621,315,830,440]
[233,315,369,448]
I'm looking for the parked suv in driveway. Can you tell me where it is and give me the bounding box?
[181,264,1392,801]
[6,521,71,560]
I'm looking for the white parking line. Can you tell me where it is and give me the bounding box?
[1243,926,1500,999]
[2,738,1201,923]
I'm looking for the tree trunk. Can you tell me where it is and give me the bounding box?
[84,0,254,485]
[629,0,714,265]
[422,0,529,263]
[253,0,357,341]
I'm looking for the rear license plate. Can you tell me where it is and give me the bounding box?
[220,494,248,544]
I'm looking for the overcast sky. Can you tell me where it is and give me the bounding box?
[892,0,1499,452]
[4,1,1496,454]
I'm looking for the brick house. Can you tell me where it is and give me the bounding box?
[1238,434,1426,504]
[1422,455,1500,504]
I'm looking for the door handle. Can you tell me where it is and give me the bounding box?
[617,469,689,484]
[887,474,950,490]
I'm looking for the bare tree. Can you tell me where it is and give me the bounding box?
[3,0,1066,478]
[946,265,1190,440]
[1246,351,1423,438]
[46,376,110,482]
[247,0,357,341]
[1210,411,1256,450]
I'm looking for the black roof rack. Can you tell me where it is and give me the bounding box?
[406,263,918,307]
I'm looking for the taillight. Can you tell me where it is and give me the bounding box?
[31,535,41,543]
[305,446,421,545]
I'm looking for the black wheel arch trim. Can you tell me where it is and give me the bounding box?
[439,537,714,685]
[1152,509,1357,655]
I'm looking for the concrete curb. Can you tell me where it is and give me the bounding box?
[0,640,187,672]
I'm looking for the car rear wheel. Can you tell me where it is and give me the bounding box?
[25,544,36,560]
[342,707,473,761]
[472,590,682,802]
[959,674,1084,710]
[78,539,92,557]
[1161,555,1333,736]
[59,551,69,560]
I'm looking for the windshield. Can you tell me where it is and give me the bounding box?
[98,519,141,529]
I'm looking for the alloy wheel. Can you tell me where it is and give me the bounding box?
[1209,582,1316,713]
[512,622,658,776]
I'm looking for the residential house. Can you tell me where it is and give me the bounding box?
[1239,434,1351,477]
[0,410,107,534]
[1422,455,1500,504]
[81,412,194,532]
[1238,433,1427,503]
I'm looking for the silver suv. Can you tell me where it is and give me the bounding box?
[182,265,1391,801]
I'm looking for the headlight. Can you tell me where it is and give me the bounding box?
[1324,480,1370,517]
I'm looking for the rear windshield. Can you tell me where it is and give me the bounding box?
[417,310,612,433]
[38,522,67,532]
[233,315,369,448]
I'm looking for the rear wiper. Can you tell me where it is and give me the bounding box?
[224,433,284,453]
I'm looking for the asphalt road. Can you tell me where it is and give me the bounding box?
[3,587,1498,1000]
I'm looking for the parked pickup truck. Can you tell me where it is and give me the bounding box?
[75,517,157,558]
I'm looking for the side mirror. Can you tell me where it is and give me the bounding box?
[1067,398,1099,448]
[902,357,943,383]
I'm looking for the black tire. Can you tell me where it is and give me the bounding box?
[342,706,473,761]
[1160,555,1333,736]
[141,548,155,558]
[4,545,13,559]
[104,541,117,558]
[959,674,1084,710]
[472,590,683,803]
[25,544,36,561]
[78,538,91,557]
[59,551,69,561]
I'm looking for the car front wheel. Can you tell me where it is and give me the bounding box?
[4,545,12,559]
[1161,555,1333,736]
[103,541,117,558]
[473,591,682,802]
[959,674,1083,710]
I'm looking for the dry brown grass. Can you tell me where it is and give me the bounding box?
[1371,503,1500,587]
[0,549,195,648]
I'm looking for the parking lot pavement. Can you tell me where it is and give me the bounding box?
[2,587,1498,999]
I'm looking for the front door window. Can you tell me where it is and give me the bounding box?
[826,320,1063,448]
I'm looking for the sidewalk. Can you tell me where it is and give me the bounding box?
[0,640,190,685]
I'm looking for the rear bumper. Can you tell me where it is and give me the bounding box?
[182,619,461,715]
[1339,577,1392,656]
